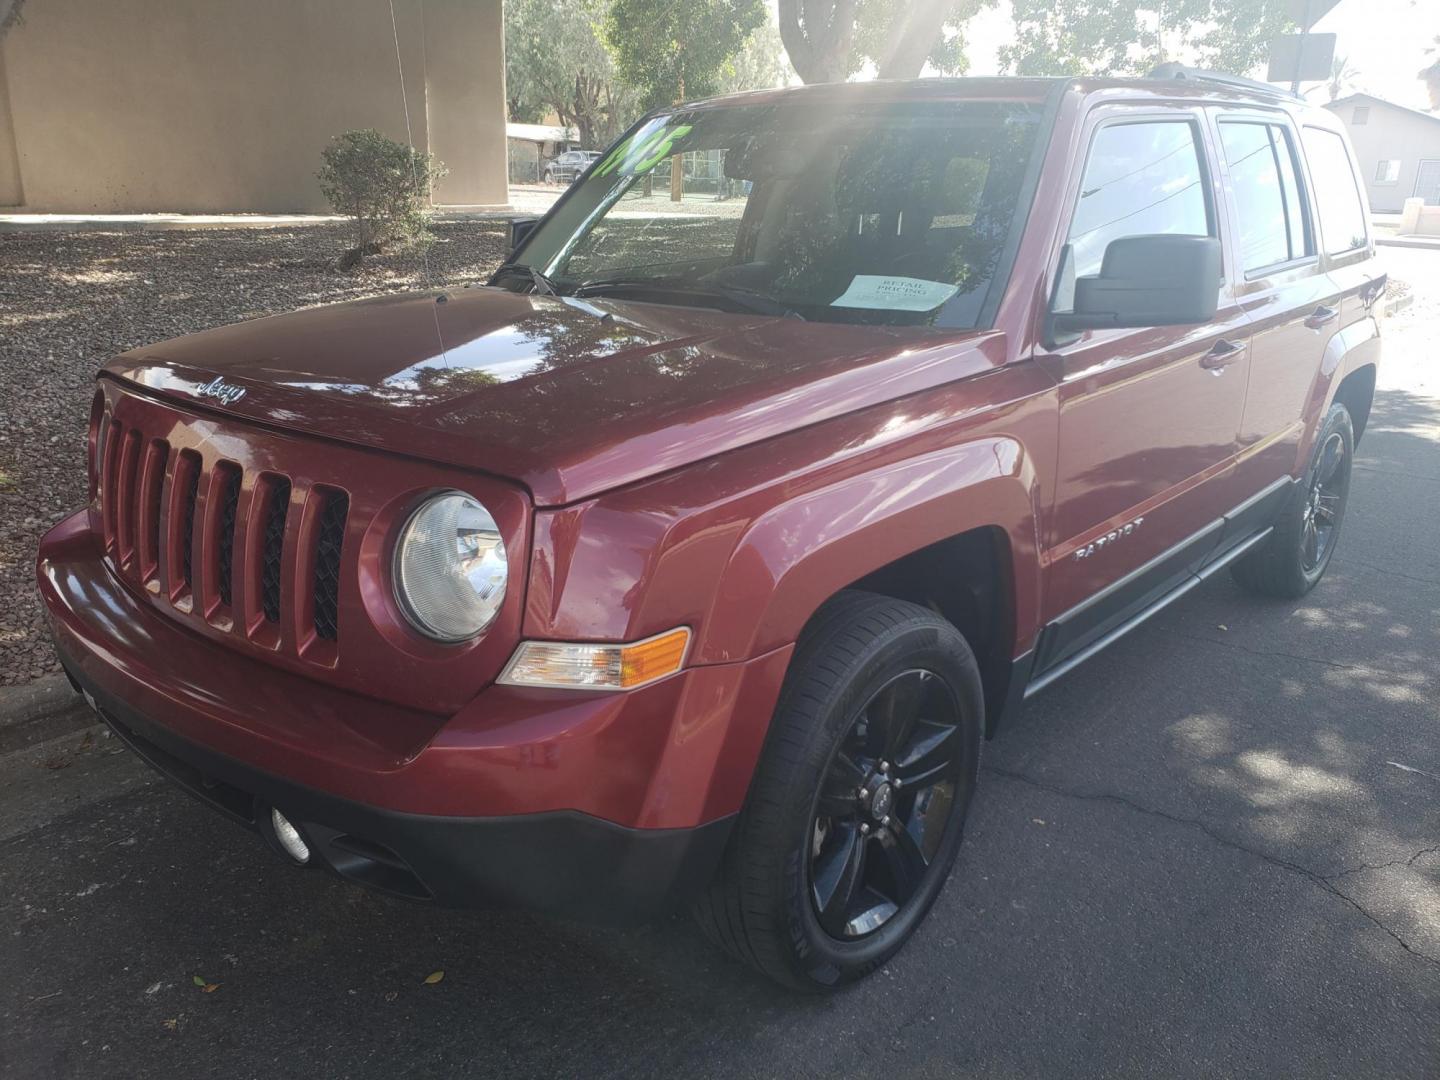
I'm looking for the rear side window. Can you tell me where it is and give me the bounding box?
[1057,119,1213,309]
[1301,127,1368,255]
[1219,121,1312,272]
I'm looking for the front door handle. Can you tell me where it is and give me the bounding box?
[1305,305,1340,330]
[1200,338,1247,374]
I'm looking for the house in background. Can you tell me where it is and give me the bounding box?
[506,123,578,185]
[1326,93,1440,213]
[0,0,508,213]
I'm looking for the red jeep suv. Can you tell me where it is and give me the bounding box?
[38,70,1385,990]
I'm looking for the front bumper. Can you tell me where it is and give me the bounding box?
[72,667,730,919]
[39,512,793,920]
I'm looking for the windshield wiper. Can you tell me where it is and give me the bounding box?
[568,277,667,298]
[707,282,807,320]
[491,263,559,295]
[570,278,805,320]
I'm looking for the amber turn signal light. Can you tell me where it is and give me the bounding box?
[498,627,692,691]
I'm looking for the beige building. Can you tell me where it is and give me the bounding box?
[1325,93,1440,214]
[0,0,508,213]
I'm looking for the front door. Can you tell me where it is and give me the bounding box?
[1034,109,1251,674]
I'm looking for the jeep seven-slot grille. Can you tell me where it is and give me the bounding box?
[260,478,291,624]
[312,490,348,642]
[98,415,349,654]
[178,452,201,590]
[214,465,241,607]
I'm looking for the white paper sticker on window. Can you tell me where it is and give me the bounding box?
[831,275,960,311]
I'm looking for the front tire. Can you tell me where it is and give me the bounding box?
[693,591,983,991]
[1232,402,1354,598]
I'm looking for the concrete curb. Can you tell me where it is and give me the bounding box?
[1376,235,1440,251]
[0,674,94,755]
[1385,292,1416,318]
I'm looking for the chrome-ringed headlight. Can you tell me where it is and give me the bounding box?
[393,492,507,642]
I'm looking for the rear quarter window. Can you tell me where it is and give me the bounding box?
[1301,126,1369,255]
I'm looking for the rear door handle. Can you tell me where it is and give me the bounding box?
[1305,305,1340,330]
[1200,338,1247,374]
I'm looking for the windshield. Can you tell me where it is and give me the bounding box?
[506,99,1045,327]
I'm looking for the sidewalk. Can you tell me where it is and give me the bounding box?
[0,187,561,233]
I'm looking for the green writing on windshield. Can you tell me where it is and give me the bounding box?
[593,122,694,178]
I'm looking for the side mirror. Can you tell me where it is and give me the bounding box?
[1050,234,1221,339]
[508,216,540,254]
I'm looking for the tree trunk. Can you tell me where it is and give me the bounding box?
[572,72,603,149]
[874,0,955,79]
[777,0,857,84]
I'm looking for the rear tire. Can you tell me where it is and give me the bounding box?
[1232,402,1354,599]
[693,591,983,991]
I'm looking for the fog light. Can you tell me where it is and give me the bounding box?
[271,808,311,864]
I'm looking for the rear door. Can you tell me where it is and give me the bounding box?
[1211,110,1333,498]
[1032,106,1253,675]
[1297,123,1387,405]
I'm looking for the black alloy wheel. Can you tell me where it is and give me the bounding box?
[1233,401,1355,598]
[809,669,964,939]
[1301,431,1348,572]
[694,591,983,991]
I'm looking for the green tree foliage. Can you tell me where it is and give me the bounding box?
[505,0,640,147]
[1000,0,1294,76]
[717,17,797,93]
[316,129,445,262]
[852,0,989,76]
[1422,37,1440,111]
[604,0,767,108]
[0,0,26,39]
[778,0,990,84]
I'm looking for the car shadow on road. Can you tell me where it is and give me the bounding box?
[983,384,1440,978]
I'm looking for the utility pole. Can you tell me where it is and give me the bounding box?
[1291,0,1315,94]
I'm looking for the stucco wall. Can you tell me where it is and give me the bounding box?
[422,0,507,208]
[0,0,506,213]
[0,52,21,206]
[1327,98,1440,214]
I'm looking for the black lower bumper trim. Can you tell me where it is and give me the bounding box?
[69,664,734,924]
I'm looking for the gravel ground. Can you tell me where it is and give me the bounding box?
[0,222,509,686]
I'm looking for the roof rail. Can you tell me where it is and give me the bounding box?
[1147,62,1301,101]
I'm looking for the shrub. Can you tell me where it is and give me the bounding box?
[317,129,446,263]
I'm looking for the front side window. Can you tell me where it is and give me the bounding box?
[510,101,1046,327]
[1375,159,1401,184]
[1219,121,1312,272]
[1054,119,1213,311]
[1302,126,1369,254]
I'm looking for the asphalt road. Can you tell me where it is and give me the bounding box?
[3,249,1438,1079]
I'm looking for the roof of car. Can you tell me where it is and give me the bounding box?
[681,75,1312,113]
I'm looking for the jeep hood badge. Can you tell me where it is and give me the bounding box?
[195,376,247,405]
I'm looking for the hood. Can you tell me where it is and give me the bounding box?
[106,287,1007,506]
